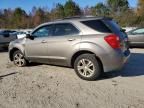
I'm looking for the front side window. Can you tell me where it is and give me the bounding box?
[53,23,79,36]
[33,25,52,37]
[132,28,144,34]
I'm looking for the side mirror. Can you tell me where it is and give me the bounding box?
[26,34,34,40]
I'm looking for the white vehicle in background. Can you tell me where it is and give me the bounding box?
[123,27,136,32]
[16,30,32,39]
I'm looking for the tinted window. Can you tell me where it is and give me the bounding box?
[53,23,79,36]
[104,20,121,33]
[103,19,128,39]
[81,20,112,33]
[33,25,53,37]
[132,28,144,34]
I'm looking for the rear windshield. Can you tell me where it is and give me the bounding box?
[103,20,121,33]
[81,20,112,33]
[103,19,128,39]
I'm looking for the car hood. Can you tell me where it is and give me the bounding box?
[11,37,26,44]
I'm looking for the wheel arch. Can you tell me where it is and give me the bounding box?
[71,50,103,71]
[9,48,22,61]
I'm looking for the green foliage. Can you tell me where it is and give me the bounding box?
[91,3,109,16]
[33,8,45,26]
[0,0,143,29]
[64,0,81,17]
[50,3,65,20]
[137,0,144,16]
[12,8,28,28]
[56,3,65,18]
[107,0,129,14]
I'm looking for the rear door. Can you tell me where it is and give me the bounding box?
[45,23,81,66]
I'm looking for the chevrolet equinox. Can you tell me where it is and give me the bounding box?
[9,17,130,80]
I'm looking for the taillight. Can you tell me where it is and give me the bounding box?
[104,34,120,49]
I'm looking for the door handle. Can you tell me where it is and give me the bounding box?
[68,39,76,41]
[41,40,47,43]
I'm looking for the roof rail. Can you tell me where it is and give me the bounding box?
[63,15,95,20]
[52,16,84,21]
[53,16,112,22]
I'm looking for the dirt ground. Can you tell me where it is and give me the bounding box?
[0,48,144,108]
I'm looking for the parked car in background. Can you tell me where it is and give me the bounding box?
[9,17,130,80]
[11,30,32,39]
[127,27,144,47]
[123,27,136,32]
[0,30,17,49]
[17,30,32,39]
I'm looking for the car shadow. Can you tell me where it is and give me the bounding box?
[102,53,144,79]
[0,72,18,80]
[27,62,43,67]
[121,53,144,77]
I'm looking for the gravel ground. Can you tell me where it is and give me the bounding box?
[0,48,144,108]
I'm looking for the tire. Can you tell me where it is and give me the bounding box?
[74,54,102,81]
[13,50,27,67]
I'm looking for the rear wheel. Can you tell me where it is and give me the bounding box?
[13,50,27,67]
[74,54,102,81]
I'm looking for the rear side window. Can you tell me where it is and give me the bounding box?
[53,23,79,36]
[81,20,112,33]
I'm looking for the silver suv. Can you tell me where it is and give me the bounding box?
[9,17,130,80]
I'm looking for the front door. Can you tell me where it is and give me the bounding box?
[25,24,53,62]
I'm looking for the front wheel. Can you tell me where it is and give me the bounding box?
[13,50,27,67]
[74,54,102,81]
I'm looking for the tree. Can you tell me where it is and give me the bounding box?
[12,7,27,28]
[91,3,109,16]
[50,3,65,20]
[107,0,129,15]
[64,0,81,17]
[32,8,45,26]
[137,0,144,16]
[55,3,65,18]
[0,9,13,28]
[82,6,92,16]
[0,0,143,28]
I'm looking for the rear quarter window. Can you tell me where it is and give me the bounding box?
[53,23,79,36]
[81,20,112,33]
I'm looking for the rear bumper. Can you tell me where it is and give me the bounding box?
[101,49,130,72]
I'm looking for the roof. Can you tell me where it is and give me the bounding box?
[40,16,112,25]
